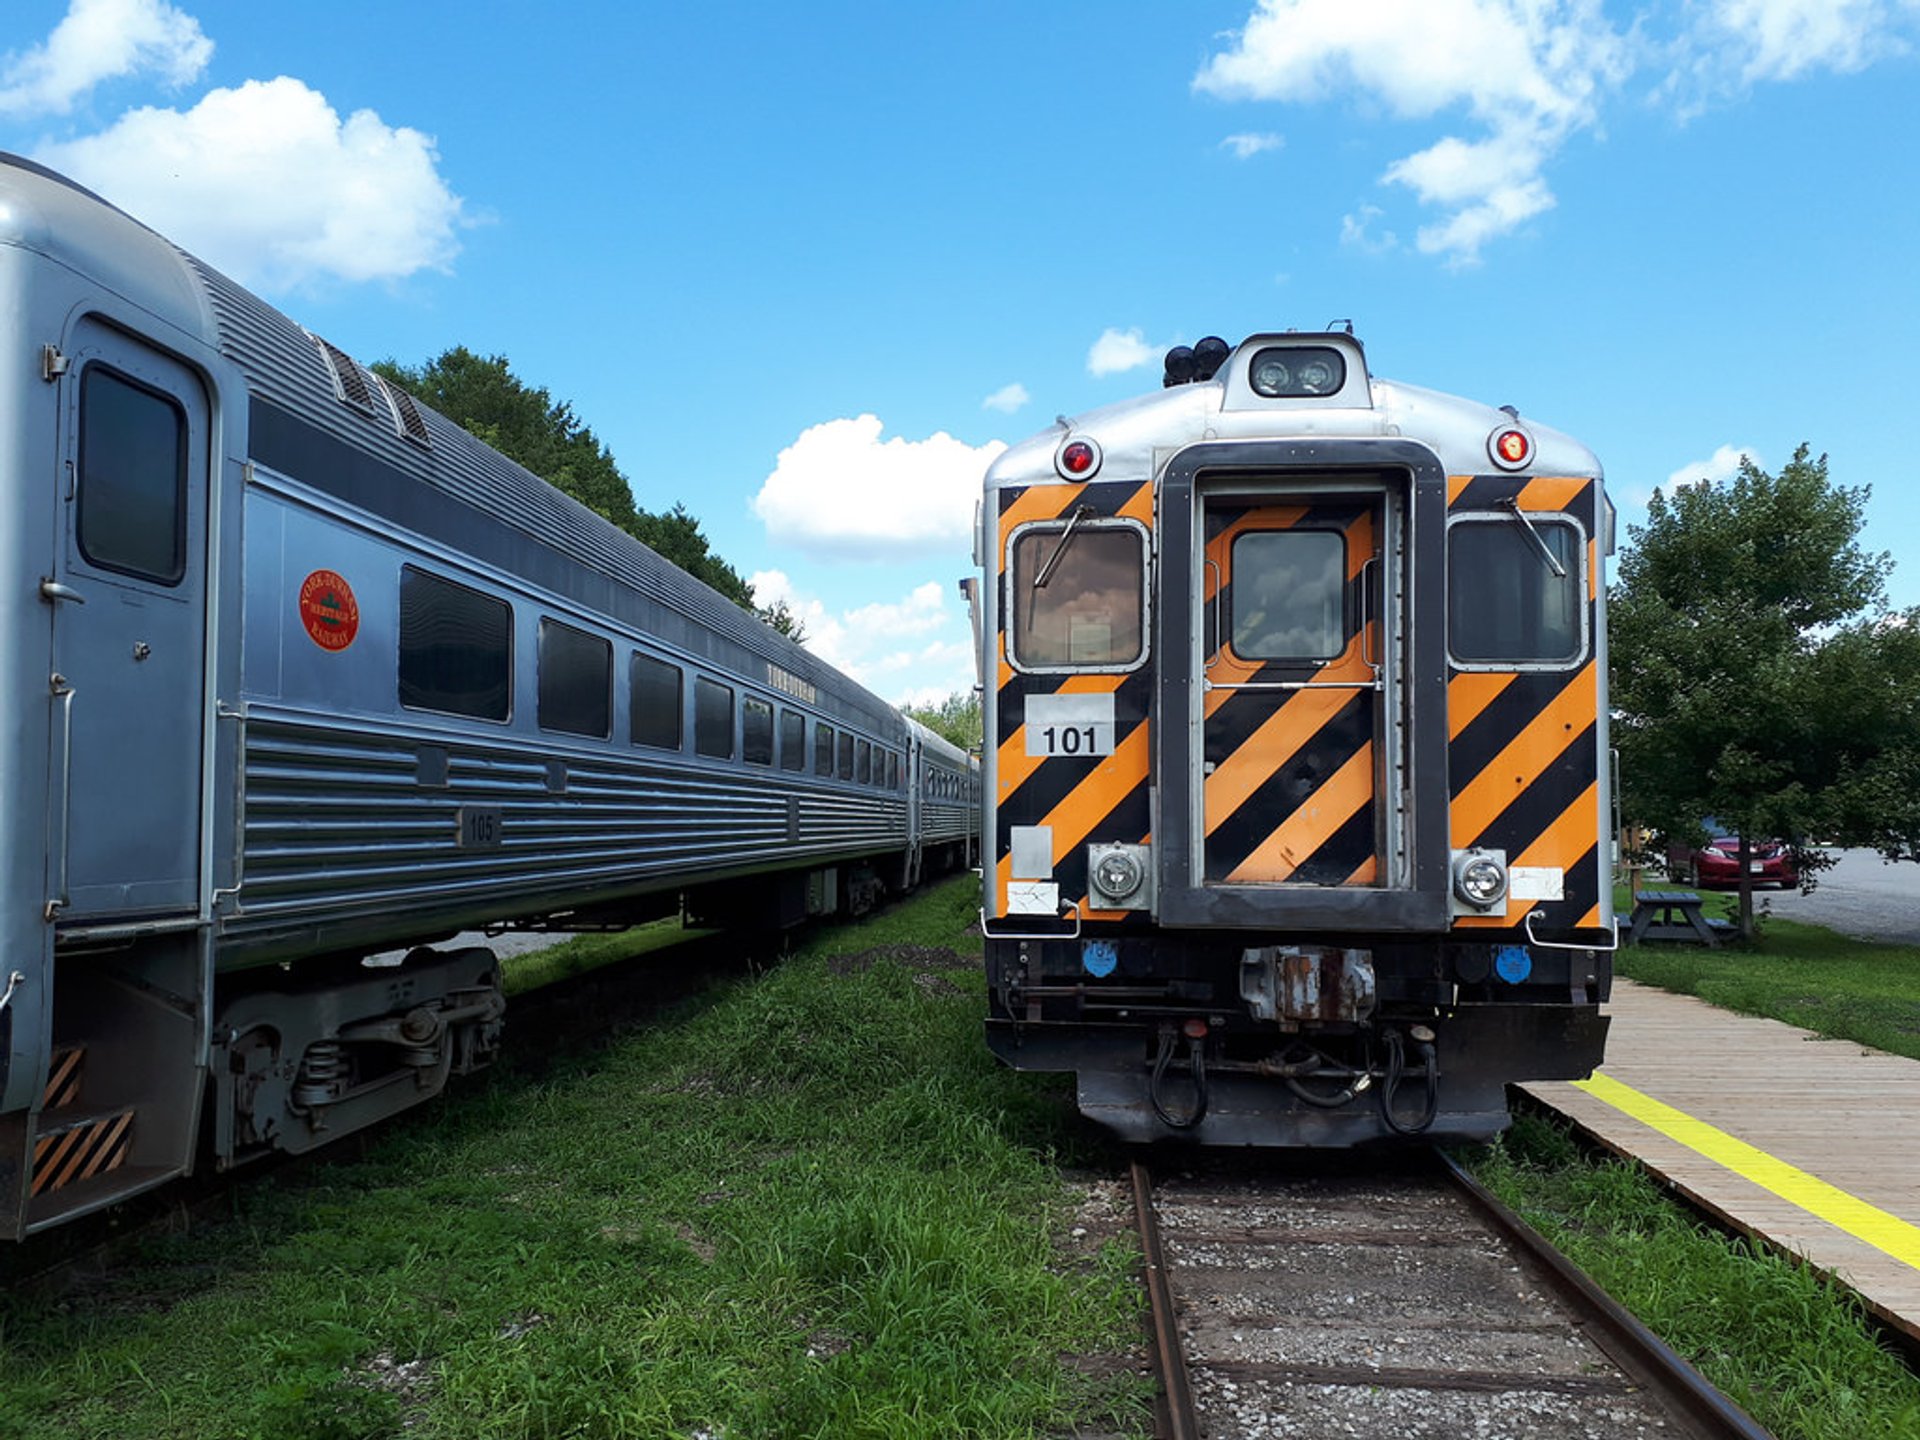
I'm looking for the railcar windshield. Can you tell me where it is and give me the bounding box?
[1010,523,1145,669]
[1447,516,1584,665]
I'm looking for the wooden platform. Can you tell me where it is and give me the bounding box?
[1523,978,1920,1344]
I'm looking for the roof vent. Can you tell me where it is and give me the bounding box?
[312,333,375,413]
[373,373,432,450]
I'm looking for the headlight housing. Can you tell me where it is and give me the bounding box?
[1450,848,1510,913]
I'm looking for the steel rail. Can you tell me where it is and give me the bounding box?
[1436,1149,1777,1440]
[1127,1159,1198,1440]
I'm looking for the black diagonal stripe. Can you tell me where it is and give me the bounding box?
[1284,802,1378,886]
[1449,671,1576,800]
[1531,841,1603,928]
[1055,778,1153,903]
[994,670,1067,742]
[1449,475,1522,512]
[1470,722,1599,860]
[1205,690,1370,880]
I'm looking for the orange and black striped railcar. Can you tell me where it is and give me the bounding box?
[975,331,1613,1144]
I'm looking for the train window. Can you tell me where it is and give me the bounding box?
[1448,515,1585,666]
[1009,522,1146,670]
[1230,530,1345,660]
[856,738,872,785]
[399,567,512,722]
[837,731,855,780]
[886,752,900,790]
[814,723,836,776]
[630,652,683,750]
[538,619,612,738]
[695,677,734,758]
[77,366,187,585]
[779,710,806,771]
[743,697,775,765]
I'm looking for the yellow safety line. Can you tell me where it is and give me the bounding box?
[1574,1071,1920,1271]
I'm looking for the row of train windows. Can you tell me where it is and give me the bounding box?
[1010,516,1586,671]
[398,566,904,786]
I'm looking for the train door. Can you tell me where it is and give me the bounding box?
[1199,494,1386,887]
[48,318,209,920]
[1154,447,1450,930]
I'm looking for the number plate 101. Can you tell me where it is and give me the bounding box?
[1024,692,1117,758]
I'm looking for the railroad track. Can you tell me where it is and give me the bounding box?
[1130,1152,1775,1440]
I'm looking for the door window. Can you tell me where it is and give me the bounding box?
[78,365,187,584]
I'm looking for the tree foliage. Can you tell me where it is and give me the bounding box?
[905,691,982,751]
[1611,444,1920,935]
[374,348,802,634]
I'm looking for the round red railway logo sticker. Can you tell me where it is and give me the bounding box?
[299,569,360,651]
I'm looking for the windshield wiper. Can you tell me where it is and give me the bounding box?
[1032,504,1092,590]
[1498,497,1567,579]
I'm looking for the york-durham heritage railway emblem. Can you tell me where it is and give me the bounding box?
[299,569,360,651]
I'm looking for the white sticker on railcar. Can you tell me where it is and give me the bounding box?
[1007,881,1060,915]
[1024,692,1116,758]
[1509,867,1565,902]
[1009,826,1054,880]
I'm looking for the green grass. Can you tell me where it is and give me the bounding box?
[1618,886,1920,1060]
[1466,1112,1920,1440]
[0,880,1148,1440]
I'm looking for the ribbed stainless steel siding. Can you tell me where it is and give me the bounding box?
[230,715,905,935]
[182,253,901,736]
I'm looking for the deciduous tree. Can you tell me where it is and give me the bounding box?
[1611,445,1920,938]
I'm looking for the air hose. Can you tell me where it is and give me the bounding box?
[1378,1028,1440,1136]
[1149,1025,1209,1130]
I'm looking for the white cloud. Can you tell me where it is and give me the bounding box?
[1706,0,1911,83]
[983,382,1030,414]
[1199,0,1920,262]
[1339,203,1399,254]
[750,414,1004,559]
[1221,130,1284,158]
[1666,443,1761,491]
[1198,0,1629,263]
[751,572,972,702]
[1088,326,1158,377]
[34,76,468,288]
[0,0,210,117]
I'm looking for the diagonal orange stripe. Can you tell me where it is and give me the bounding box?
[1204,686,1354,834]
[1448,474,1474,506]
[996,481,1086,541]
[1517,476,1588,513]
[1039,724,1151,864]
[1447,671,1518,740]
[1455,779,1602,931]
[1117,481,1153,525]
[1450,662,1598,848]
[1228,741,1375,883]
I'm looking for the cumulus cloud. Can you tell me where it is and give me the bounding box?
[1198,0,1920,262]
[34,76,468,288]
[1221,130,1284,158]
[751,571,972,701]
[0,0,210,116]
[1088,326,1158,377]
[983,382,1030,414]
[1197,0,1629,264]
[1666,443,1761,491]
[750,415,1003,559]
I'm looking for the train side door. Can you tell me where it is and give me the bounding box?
[48,319,210,919]
[1198,491,1388,887]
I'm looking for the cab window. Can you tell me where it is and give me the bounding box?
[1448,515,1584,666]
[1009,522,1145,670]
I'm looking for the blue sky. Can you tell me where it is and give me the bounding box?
[6,0,1918,706]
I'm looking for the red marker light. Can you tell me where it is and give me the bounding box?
[1059,440,1097,475]
[1490,426,1532,470]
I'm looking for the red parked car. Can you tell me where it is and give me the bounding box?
[1666,826,1799,889]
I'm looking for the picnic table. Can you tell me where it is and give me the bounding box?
[1626,889,1734,947]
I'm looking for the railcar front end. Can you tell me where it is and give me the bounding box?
[979,332,1613,1145]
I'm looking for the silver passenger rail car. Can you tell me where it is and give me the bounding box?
[0,154,975,1237]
